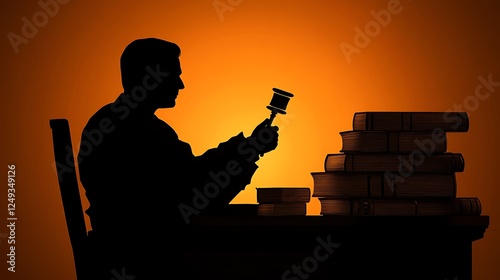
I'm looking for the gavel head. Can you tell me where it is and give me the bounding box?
[267,88,294,115]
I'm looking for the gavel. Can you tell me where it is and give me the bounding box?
[259,87,294,156]
[266,87,294,126]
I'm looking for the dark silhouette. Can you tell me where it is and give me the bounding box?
[77,38,279,279]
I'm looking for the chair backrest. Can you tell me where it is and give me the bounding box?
[49,119,91,280]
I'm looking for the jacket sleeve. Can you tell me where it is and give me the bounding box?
[189,132,260,213]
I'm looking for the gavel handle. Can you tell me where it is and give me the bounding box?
[260,110,278,157]
[267,110,277,127]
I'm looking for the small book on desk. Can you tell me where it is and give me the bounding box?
[257,202,307,216]
[256,187,310,216]
[256,187,311,203]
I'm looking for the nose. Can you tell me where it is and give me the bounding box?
[178,77,185,89]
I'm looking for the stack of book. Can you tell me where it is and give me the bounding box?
[256,187,311,216]
[311,111,482,216]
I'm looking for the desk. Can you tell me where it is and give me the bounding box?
[183,215,489,280]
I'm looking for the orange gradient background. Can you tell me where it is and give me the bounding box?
[1,0,499,279]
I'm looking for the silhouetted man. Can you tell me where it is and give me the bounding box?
[77,38,279,279]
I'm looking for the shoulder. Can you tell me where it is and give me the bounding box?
[83,103,118,131]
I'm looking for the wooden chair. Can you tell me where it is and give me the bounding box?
[49,119,95,280]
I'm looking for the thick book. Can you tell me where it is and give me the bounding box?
[257,202,307,216]
[324,152,464,173]
[319,197,482,216]
[352,111,469,132]
[339,130,447,153]
[256,187,311,203]
[311,171,456,198]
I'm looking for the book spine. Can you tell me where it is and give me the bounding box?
[339,131,448,153]
[404,112,412,131]
[353,112,469,131]
[353,112,367,131]
[345,154,354,172]
[320,198,481,216]
[324,153,465,173]
[257,203,307,216]
[256,188,311,204]
[311,172,456,198]
[452,153,465,172]
[354,112,411,131]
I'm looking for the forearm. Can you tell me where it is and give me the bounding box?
[190,132,260,211]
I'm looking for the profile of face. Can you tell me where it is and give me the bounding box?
[148,57,185,109]
[120,38,185,110]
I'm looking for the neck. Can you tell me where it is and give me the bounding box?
[119,91,158,116]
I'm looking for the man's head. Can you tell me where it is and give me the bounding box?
[120,38,185,109]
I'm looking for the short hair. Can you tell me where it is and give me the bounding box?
[120,38,181,90]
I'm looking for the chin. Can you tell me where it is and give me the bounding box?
[159,101,176,108]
